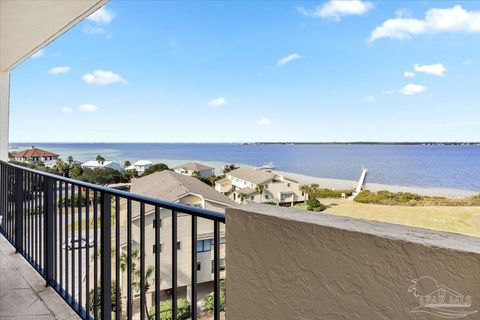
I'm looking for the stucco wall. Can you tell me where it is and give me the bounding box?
[226,204,480,320]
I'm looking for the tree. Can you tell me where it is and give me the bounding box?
[55,159,69,177]
[203,280,226,312]
[124,160,131,168]
[255,184,265,202]
[133,265,155,319]
[79,168,128,186]
[141,163,169,177]
[88,280,121,317]
[67,155,74,166]
[208,175,217,186]
[69,163,83,179]
[222,164,238,174]
[239,192,246,204]
[96,154,105,166]
[148,299,190,320]
[192,170,200,178]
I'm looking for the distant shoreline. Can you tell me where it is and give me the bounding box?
[10,142,480,146]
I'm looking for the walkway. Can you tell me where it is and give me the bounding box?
[0,235,79,320]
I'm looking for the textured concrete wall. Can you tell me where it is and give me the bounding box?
[226,205,480,320]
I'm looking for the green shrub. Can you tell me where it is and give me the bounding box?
[58,194,88,207]
[306,199,327,212]
[88,280,120,317]
[354,190,423,205]
[141,163,169,177]
[148,299,190,320]
[203,280,226,312]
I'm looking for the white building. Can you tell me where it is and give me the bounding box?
[215,166,306,205]
[80,160,124,171]
[173,162,215,178]
[121,170,236,302]
[125,160,152,175]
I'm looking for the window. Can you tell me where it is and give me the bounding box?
[250,196,254,200]
[177,241,182,250]
[211,258,226,273]
[264,184,268,189]
[153,243,163,253]
[197,262,201,271]
[153,218,162,228]
[220,237,226,244]
[197,239,212,253]
[265,194,270,199]
[287,183,291,187]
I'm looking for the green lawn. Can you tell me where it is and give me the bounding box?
[296,198,480,237]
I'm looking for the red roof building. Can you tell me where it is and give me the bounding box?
[11,146,59,163]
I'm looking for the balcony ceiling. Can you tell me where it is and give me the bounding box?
[0,0,108,72]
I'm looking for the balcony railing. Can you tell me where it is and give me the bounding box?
[0,160,225,320]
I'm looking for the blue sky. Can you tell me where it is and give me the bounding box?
[9,0,480,142]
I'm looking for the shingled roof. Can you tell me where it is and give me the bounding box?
[173,162,214,171]
[227,167,276,185]
[12,147,59,158]
[130,170,236,217]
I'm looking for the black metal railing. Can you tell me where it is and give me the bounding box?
[0,161,225,320]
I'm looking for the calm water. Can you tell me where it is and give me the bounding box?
[10,143,480,191]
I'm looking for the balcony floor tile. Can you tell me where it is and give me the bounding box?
[0,235,80,320]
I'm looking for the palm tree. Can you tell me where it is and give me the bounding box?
[239,192,246,204]
[192,170,200,178]
[67,155,74,166]
[124,160,131,168]
[299,185,309,201]
[208,175,217,186]
[96,155,105,166]
[133,265,155,319]
[255,184,265,202]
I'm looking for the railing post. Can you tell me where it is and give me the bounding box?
[101,192,112,320]
[14,168,23,253]
[44,177,54,286]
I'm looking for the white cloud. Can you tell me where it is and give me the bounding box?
[414,63,447,76]
[206,97,227,107]
[79,104,99,112]
[382,89,395,95]
[278,53,303,66]
[369,5,480,42]
[256,118,272,126]
[298,0,373,21]
[60,107,73,114]
[48,66,70,75]
[399,84,427,95]
[364,95,375,102]
[82,70,127,86]
[87,6,114,25]
[31,49,45,59]
[404,71,415,78]
[83,25,108,35]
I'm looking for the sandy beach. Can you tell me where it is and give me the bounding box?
[153,158,478,198]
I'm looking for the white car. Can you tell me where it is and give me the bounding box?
[63,237,94,250]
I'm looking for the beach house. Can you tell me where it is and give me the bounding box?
[80,160,124,171]
[121,170,236,305]
[10,146,59,163]
[215,166,306,205]
[125,160,153,175]
[173,162,215,178]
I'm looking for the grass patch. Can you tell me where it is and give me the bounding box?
[354,190,480,206]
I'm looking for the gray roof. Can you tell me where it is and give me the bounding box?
[228,167,276,185]
[237,187,257,195]
[130,170,236,216]
[173,162,214,171]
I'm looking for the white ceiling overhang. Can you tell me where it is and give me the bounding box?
[0,0,108,72]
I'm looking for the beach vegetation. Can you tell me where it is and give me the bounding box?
[69,163,83,178]
[306,199,327,212]
[354,190,480,206]
[300,184,353,199]
[124,160,131,168]
[77,168,128,186]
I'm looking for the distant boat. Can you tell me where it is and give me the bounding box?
[257,162,276,170]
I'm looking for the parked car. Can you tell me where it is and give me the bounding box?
[63,237,94,250]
